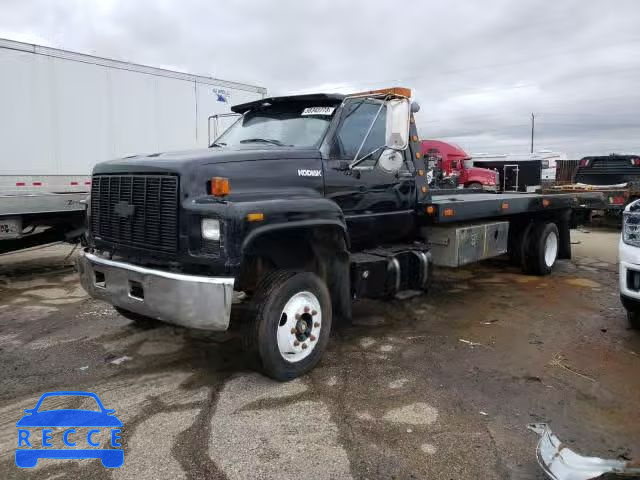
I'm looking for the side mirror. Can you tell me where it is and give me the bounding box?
[385,98,410,150]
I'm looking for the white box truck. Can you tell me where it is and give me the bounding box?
[0,38,266,253]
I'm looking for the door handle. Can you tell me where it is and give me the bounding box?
[358,185,366,192]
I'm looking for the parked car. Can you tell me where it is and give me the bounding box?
[619,198,640,328]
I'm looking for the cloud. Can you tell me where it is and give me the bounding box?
[0,0,639,157]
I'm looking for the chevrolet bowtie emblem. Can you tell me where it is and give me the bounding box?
[114,201,135,219]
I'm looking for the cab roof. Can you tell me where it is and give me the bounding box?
[231,87,412,114]
[231,93,345,114]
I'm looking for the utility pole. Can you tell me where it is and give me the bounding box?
[530,113,535,154]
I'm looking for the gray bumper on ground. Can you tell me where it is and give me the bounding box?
[77,249,234,331]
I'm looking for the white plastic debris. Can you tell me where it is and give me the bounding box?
[109,356,132,365]
[528,423,640,480]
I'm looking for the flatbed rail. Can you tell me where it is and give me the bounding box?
[424,191,605,223]
[542,182,640,210]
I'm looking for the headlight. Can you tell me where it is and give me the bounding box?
[623,212,640,247]
[201,219,220,241]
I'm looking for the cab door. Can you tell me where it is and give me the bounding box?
[323,99,416,248]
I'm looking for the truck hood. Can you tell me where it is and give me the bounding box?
[92,146,325,201]
[467,166,498,181]
[93,146,320,174]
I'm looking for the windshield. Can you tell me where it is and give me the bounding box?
[214,104,335,148]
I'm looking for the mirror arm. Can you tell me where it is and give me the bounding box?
[351,101,386,167]
[349,146,384,169]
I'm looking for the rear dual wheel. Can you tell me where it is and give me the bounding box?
[244,270,332,381]
[513,221,560,276]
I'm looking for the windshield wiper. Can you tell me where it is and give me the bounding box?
[209,141,226,147]
[240,138,288,146]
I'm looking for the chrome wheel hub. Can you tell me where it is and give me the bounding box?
[277,291,321,363]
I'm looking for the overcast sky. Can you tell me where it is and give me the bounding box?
[1,0,639,157]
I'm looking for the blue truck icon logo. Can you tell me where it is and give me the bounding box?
[15,391,123,468]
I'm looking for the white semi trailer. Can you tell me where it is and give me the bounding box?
[0,38,266,253]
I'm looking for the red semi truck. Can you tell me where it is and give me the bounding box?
[421,139,498,191]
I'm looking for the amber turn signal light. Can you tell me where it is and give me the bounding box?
[210,177,230,197]
[246,213,264,222]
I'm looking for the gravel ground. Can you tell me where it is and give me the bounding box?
[1,229,638,479]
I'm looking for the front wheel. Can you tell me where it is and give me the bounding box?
[466,182,483,190]
[244,270,332,381]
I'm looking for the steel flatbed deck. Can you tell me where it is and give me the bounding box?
[425,191,604,223]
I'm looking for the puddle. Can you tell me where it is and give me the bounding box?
[420,443,437,454]
[359,337,376,348]
[565,278,601,288]
[28,288,70,299]
[382,402,438,425]
[389,378,409,389]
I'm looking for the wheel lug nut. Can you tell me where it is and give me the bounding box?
[294,341,300,347]
[314,322,320,328]
[290,328,297,334]
[301,343,308,349]
[310,335,316,342]
[311,310,318,316]
[295,314,301,320]
[304,306,310,313]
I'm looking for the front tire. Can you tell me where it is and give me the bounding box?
[244,270,332,381]
[466,182,483,190]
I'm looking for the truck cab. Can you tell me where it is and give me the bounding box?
[420,140,498,191]
[78,86,599,381]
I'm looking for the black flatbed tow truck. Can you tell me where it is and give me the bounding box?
[77,87,604,380]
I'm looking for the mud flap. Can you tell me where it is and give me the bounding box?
[557,209,572,260]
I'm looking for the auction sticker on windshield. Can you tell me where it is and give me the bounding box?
[301,106,335,116]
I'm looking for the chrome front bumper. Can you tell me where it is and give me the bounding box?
[77,250,234,331]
